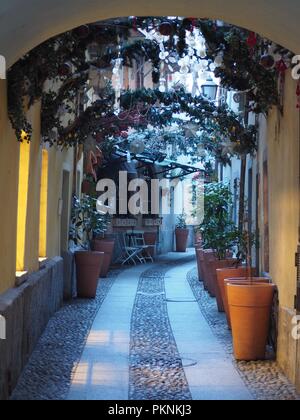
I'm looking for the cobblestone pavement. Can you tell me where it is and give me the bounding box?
[129,266,192,400]
[11,271,120,401]
[10,256,300,400]
[187,268,300,401]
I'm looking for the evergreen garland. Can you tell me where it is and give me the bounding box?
[6,17,291,154]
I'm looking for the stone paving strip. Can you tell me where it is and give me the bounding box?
[11,271,120,400]
[129,266,192,400]
[187,268,300,401]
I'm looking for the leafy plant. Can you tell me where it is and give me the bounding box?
[200,182,239,260]
[236,228,257,262]
[69,195,111,249]
[176,213,187,229]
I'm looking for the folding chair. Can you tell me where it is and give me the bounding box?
[132,231,154,264]
[117,232,142,266]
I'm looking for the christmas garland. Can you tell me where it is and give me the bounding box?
[120,88,257,157]
[7,17,292,149]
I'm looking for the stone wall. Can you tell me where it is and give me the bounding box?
[0,257,64,400]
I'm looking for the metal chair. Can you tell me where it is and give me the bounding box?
[115,233,138,266]
[131,231,154,264]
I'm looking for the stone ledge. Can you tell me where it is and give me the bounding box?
[0,257,64,400]
[277,306,298,387]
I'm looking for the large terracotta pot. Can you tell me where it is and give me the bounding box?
[175,228,189,252]
[216,267,252,314]
[227,282,275,361]
[143,231,157,257]
[202,250,216,294]
[92,239,115,277]
[210,259,239,311]
[75,251,104,299]
[195,248,204,281]
[224,277,270,329]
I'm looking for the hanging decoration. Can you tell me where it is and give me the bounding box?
[246,32,257,49]
[7,16,295,148]
[159,21,174,37]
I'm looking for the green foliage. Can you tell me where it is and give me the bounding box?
[120,88,258,158]
[7,17,288,150]
[199,21,280,115]
[236,227,259,264]
[69,195,111,249]
[200,182,239,260]
[176,213,187,229]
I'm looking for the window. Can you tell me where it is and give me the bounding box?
[39,150,48,258]
[16,141,31,272]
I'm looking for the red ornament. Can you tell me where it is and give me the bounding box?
[159,22,174,37]
[276,59,288,73]
[246,32,257,49]
[182,18,194,31]
[260,54,275,69]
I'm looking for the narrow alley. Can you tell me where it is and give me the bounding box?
[2,4,300,404]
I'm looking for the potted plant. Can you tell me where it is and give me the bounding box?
[70,195,107,298]
[143,231,157,258]
[175,213,189,252]
[200,182,240,302]
[92,213,114,278]
[195,247,204,282]
[226,228,275,360]
[92,238,115,278]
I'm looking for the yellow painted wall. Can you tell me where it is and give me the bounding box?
[46,147,74,258]
[268,75,299,309]
[0,80,20,293]
[23,101,42,273]
[0,80,77,294]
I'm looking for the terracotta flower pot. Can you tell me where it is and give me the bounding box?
[195,248,204,281]
[175,228,189,252]
[210,259,239,312]
[224,277,270,329]
[216,267,252,315]
[92,239,115,278]
[75,251,104,299]
[227,282,275,361]
[202,250,216,294]
[143,231,157,257]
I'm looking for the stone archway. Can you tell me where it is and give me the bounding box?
[1,0,299,67]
